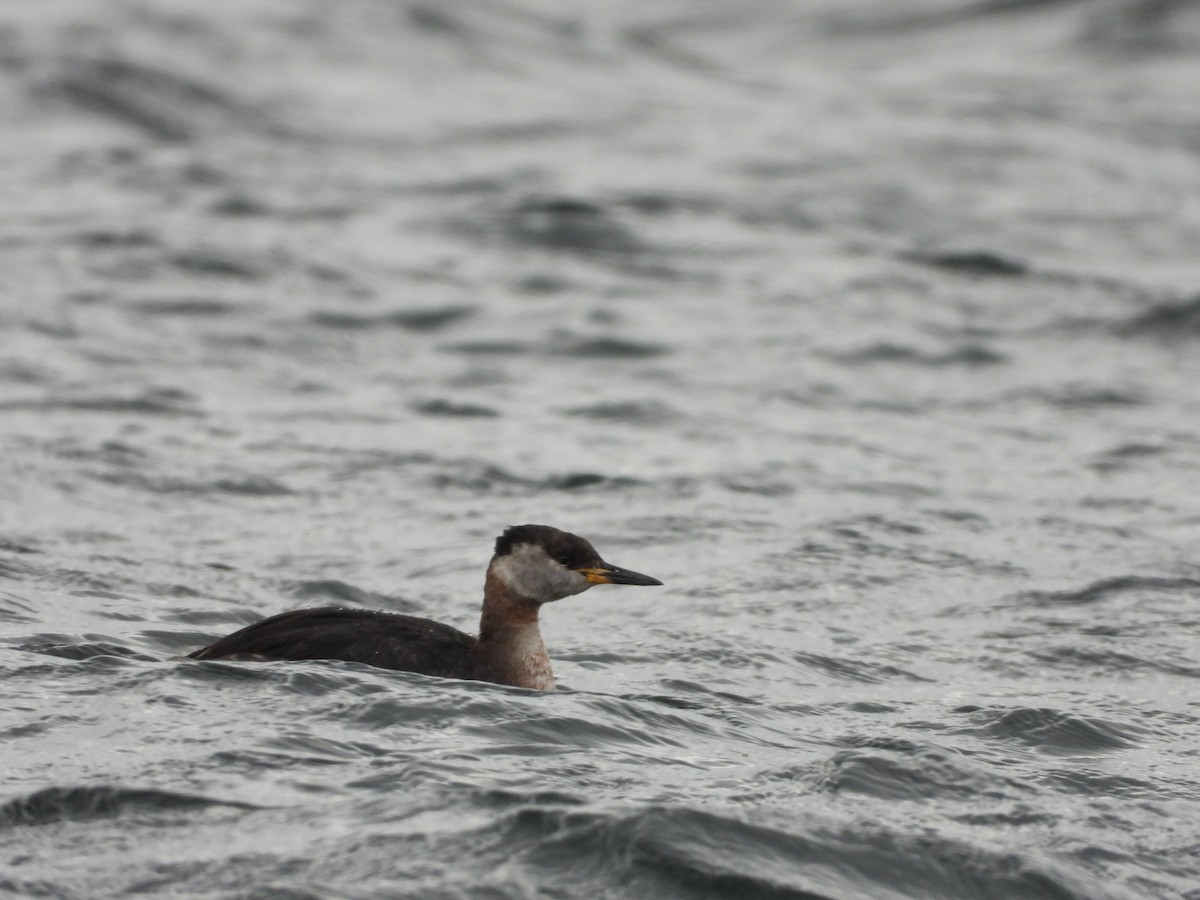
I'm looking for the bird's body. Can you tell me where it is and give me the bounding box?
[188,607,488,680]
[188,524,661,690]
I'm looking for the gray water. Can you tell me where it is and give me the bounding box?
[3,1,1200,898]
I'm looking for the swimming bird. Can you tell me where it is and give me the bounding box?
[188,524,662,690]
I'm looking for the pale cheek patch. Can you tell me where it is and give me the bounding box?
[492,546,593,602]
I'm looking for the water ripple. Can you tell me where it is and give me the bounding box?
[958,706,1145,753]
[0,786,256,829]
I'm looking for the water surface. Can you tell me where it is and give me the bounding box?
[3,1,1200,897]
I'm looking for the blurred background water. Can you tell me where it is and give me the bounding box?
[2,1,1200,897]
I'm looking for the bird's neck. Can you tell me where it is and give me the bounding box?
[477,568,554,690]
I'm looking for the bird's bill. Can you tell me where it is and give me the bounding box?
[578,564,663,586]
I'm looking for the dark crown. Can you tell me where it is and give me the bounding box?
[494,524,602,569]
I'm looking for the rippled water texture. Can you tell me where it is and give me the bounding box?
[3,1,1200,898]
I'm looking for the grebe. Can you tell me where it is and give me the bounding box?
[188,524,661,690]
